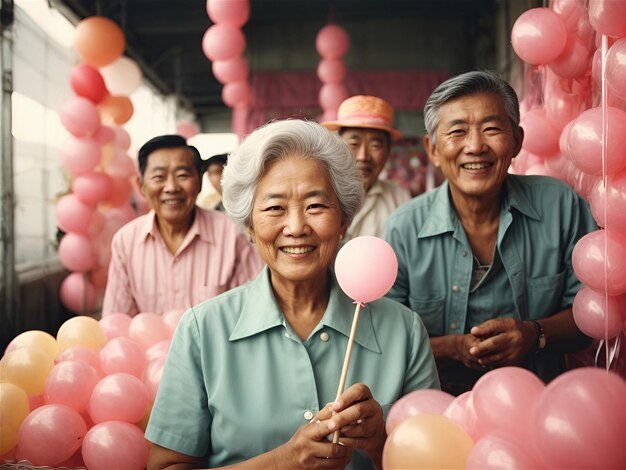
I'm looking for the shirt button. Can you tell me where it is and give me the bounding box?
[303,410,314,420]
[452,284,460,293]
[450,322,458,330]
[320,332,330,342]
[462,251,468,257]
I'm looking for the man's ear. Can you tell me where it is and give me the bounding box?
[423,134,441,168]
[512,126,524,158]
[137,175,145,197]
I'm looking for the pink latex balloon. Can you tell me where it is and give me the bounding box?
[88,373,149,424]
[442,391,472,430]
[56,193,95,235]
[57,232,97,272]
[176,120,200,139]
[316,24,350,59]
[588,0,626,38]
[590,170,626,232]
[543,154,570,181]
[82,421,149,470]
[129,312,170,350]
[72,171,114,206]
[144,355,166,402]
[544,75,588,128]
[103,176,133,207]
[162,308,185,336]
[59,136,102,176]
[319,83,349,111]
[511,8,567,65]
[145,339,170,363]
[472,367,545,443]
[317,58,347,84]
[552,0,585,33]
[520,108,560,157]
[28,394,45,411]
[573,230,626,295]
[386,389,455,435]
[566,165,599,200]
[17,404,87,466]
[69,63,107,104]
[59,97,101,137]
[104,151,137,179]
[334,236,398,303]
[99,336,146,378]
[549,35,592,79]
[112,126,131,150]
[99,312,132,339]
[606,38,626,100]
[93,125,115,145]
[573,287,626,339]
[44,360,100,413]
[568,106,626,176]
[221,80,252,108]
[59,272,98,314]
[206,0,250,27]
[532,368,625,469]
[56,346,103,376]
[212,56,249,85]
[525,163,550,176]
[559,120,574,157]
[467,432,544,470]
[202,24,245,61]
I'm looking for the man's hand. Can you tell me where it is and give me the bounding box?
[468,317,537,367]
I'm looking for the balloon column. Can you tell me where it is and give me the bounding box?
[58,16,145,314]
[0,310,184,467]
[316,22,350,122]
[202,0,252,140]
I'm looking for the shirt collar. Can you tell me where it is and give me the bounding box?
[138,207,214,244]
[367,180,385,196]
[504,175,541,221]
[230,267,381,353]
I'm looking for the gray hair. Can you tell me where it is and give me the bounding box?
[424,70,521,143]
[222,119,365,231]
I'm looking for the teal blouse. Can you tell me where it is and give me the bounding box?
[145,267,440,469]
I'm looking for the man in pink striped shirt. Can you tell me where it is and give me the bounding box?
[101,135,263,317]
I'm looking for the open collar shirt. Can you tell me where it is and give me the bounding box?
[102,208,263,316]
[145,267,440,468]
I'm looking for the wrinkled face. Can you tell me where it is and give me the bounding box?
[340,128,390,192]
[141,147,201,227]
[250,155,346,285]
[207,163,225,195]
[425,92,522,203]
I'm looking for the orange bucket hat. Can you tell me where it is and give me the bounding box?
[322,95,402,141]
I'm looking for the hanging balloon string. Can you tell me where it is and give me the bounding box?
[600,34,610,371]
[595,335,621,372]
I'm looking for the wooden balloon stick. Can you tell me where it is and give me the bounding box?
[332,302,363,444]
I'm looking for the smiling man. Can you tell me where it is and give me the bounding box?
[101,135,262,317]
[382,70,597,395]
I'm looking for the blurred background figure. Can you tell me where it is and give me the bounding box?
[197,152,228,211]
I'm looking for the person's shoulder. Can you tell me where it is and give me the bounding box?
[386,186,440,225]
[111,212,150,241]
[195,206,240,231]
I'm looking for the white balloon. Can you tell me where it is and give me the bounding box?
[100,56,143,96]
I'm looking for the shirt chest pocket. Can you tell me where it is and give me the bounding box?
[526,271,566,319]
[409,294,446,336]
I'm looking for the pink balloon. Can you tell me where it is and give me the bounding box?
[56,193,95,235]
[548,35,592,79]
[162,308,185,336]
[82,421,149,470]
[559,120,574,157]
[99,312,132,339]
[70,63,107,104]
[104,151,137,179]
[566,165,599,200]
[222,80,252,108]
[72,171,114,206]
[59,136,102,176]
[99,336,146,378]
[88,373,149,424]
[573,229,626,295]
[319,83,349,111]
[103,176,133,207]
[56,346,103,376]
[386,389,455,435]
[129,312,170,350]
[93,125,115,145]
[467,432,544,470]
[532,368,625,469]
[176,120,200,139]
[334,236,398,303]
[442,391,472,429]
[317,59,347,84]
[543,154,570,181]
[525,163,550,176]
[44,360,100,413]
[511,8,567,65]
[145,339,170,363]
[552,0,585,33]
[544,75,588,128]
[57,232,97,272]
[28,394,45,412]
[144,355,167,402]
[573,287,626,339]
[568,106,626,176]
[212,56,249,84]
[59,96,101,137]
[590,170,626,232]
[520,108,560,157]
[316,24,350,59]
[606,38,626,101]
[17,404,87,466]
[202,24,245,61]
[59,272,98,314]
[206,0,250,27]
[112,126,132,150]
[588,0,626,38]
[472,367,545,443]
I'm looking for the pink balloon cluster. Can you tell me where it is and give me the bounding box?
[58,17,145,313]
[316,23,350,122]
[0,311,184,467]
[382,367,625,469]
[510,3,626,344]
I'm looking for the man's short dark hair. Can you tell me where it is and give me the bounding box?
[206,153,228,167]
[137,134,206,179]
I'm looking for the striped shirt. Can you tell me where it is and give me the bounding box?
[101,208,263,317]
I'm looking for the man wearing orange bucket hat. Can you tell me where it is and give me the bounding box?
[323,95,411,239]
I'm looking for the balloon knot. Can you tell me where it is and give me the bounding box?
[352,300,366,307]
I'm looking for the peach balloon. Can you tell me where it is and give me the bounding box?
[58,232,97,273]
[56,315,107,353]
[385,389,455,435]
[99,95,134,125]
[0,347,54,396]
[129,312,170,350]
[74,16,126,67]
[59,273,98,315]
[4,330,58,359]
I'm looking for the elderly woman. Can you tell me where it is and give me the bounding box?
[145,120,439,470]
